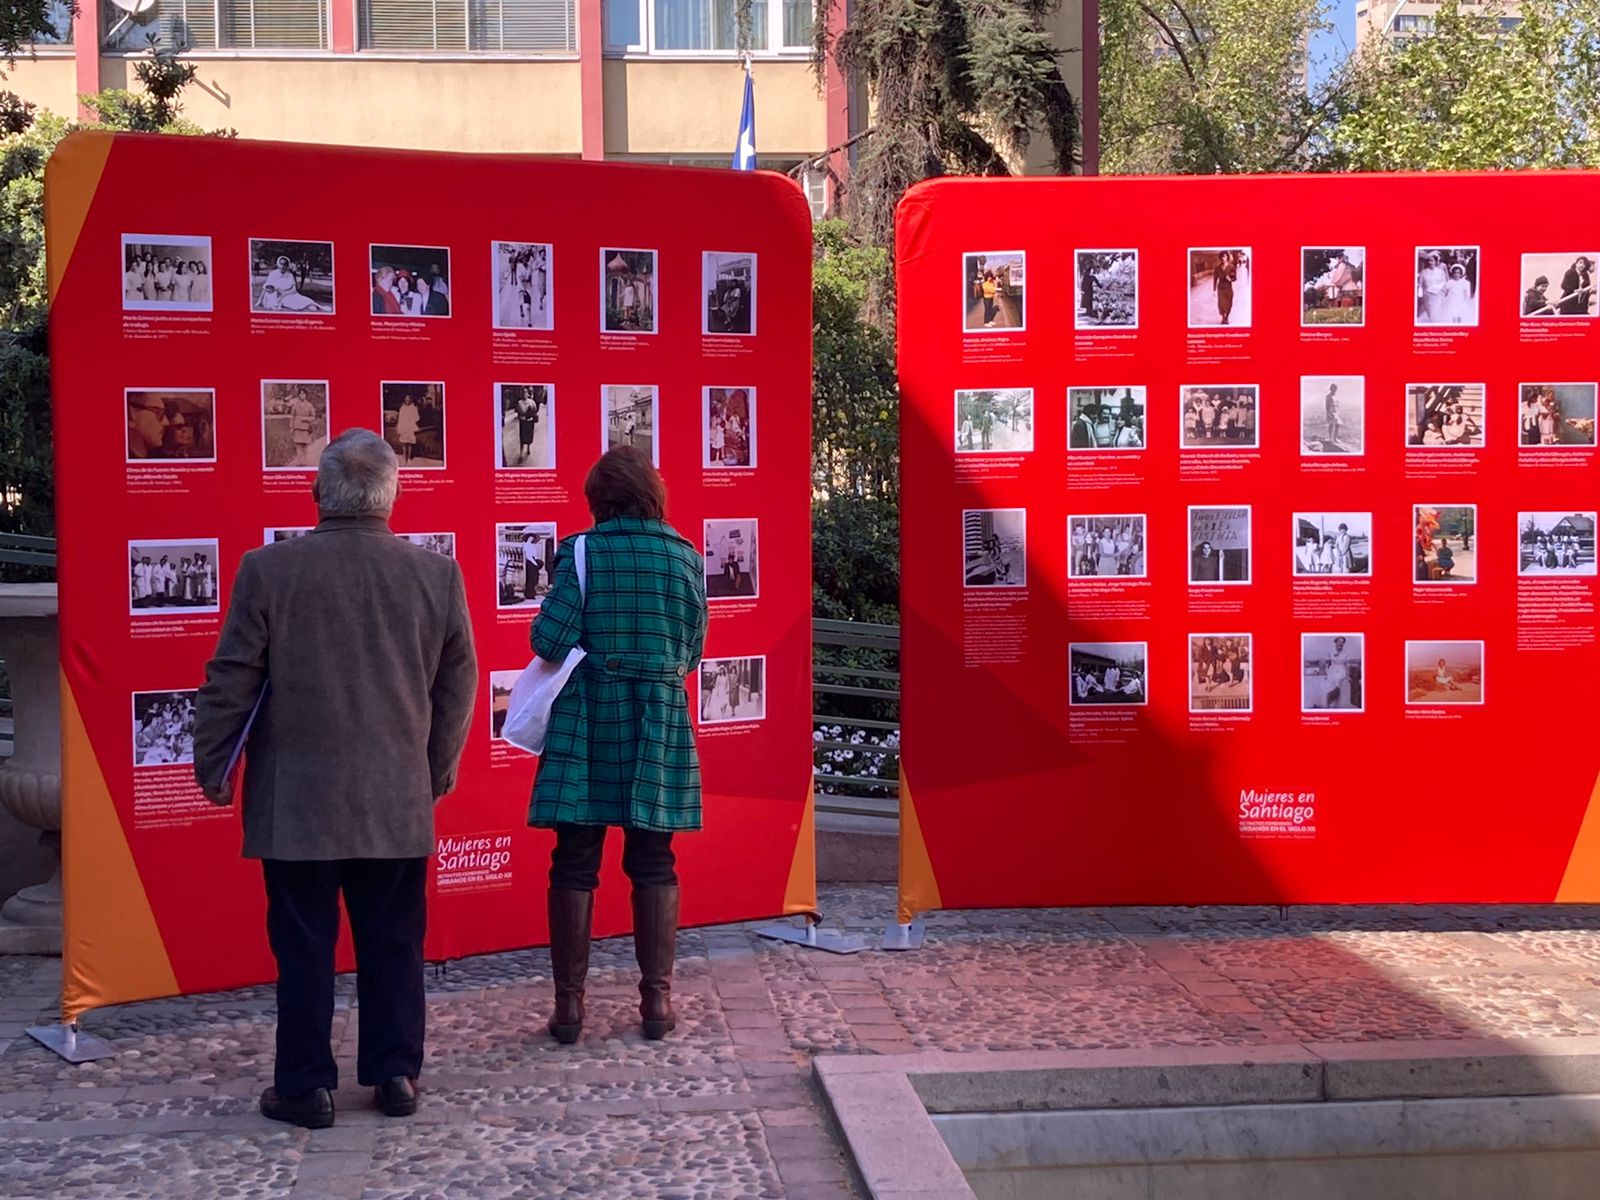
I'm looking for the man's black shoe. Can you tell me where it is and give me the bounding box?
[374,1075,418,1117]
[259,1086,335,1129]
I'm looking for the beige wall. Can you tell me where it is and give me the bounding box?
[5,55,78,121]
[603,59,824,157]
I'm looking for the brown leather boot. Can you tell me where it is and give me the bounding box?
[547,888,593,1044]
[633,886,679,1040]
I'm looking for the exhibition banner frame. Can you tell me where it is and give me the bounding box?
[896,173,1600,921]
[48,132,815,1021]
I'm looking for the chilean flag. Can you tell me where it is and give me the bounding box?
[731,65,756,171]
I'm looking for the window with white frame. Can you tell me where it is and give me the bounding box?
[32,0,74,43]
[103,0,328,51]
[607,0,814,53]
[359,0,577,52]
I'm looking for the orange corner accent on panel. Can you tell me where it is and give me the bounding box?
[44,131,116,305]
[781,783,819,918]
[1556,769,1600,902]
[895,767,942,925]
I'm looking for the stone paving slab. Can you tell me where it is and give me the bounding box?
[2,885,1600,1196]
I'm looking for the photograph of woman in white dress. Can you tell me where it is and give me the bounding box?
[249,240,334,314]
[381,382,446,468]
[1415,247,1478,326]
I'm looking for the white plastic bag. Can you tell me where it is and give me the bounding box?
[502,535,587,755]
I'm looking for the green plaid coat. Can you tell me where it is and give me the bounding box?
[527,517,708,831]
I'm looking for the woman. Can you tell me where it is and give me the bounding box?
[154,257,176,303]
[1417,251,1449,323]
[521,533,544,602]
[1445,263,1473,324]
[528,446,707,1045]
[979,270,999,327]
[516,391,540,465]
[258,255,318,312]
[394,396,421,465]
[189,261,210,305]
[1213,251,1236,325]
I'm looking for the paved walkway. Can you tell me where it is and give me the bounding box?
[4,885,1600,1198]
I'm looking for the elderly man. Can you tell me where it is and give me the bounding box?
[194,429,477,1129]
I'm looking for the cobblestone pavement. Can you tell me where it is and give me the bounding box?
[4,886,1600,1197]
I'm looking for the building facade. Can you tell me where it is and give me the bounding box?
[1355,0,1522,46]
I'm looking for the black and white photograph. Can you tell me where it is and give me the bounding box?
[1302,633,1364,713]
[1075,249,1137,329]
[1188,506,1251,585]
[956,388,1034,453]
[705,518,759,600]
[1521,253,1596,319]
[398,532,456,558]
[382,382,446,469]
[1188,248,1251,328]
[493,241,553,330]
[248,239,334,314]
[129,539,220,616]
[126,388,216,464]
[963,251,1026,332]
[604,385,658,465]
[1070,642,1149,707]
[1414,505,1477,584]
[262,381,329,471]
[1189,635,1251,713]
[1406,640,1485,706]
[1293,512,1373,577]
[1299,375,1363,455]
[1302,247,1364,326]
[1519,511,1596,576]
[704,387,755,469]
[1519,383,1597,448]
[1181,385,1258,448]
[489,670,520,743]
[132,689,196,767]
[1415,246,1478,326]
[1068,386,1146,450]
[1407,383,1485,448]
[122,234,212,312]
[497,383,554,470]
[265,528,311,544]
[497,522,557,609]
[963,509,1026,588]
[703,251,756,335]
[700,656,765,724]
[602,249,658,334]
[371,245,451,318]
[1068,515,1146,579]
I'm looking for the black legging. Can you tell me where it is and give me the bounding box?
[549,824,677,891]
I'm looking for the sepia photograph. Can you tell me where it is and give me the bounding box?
[493,241,553,330]
[1293,512,1372,577]
[1521,253,1596,318]
[126,388,216,464]
[261,381,329,470]
[248,239,334,314]
[704,387,755,469]
[703,251,756,335]
[1188,248,1251,328]
[956,388,1034,453]
[370,245,451,317]
[1068,386,1146,450]
[1181,385,1258,449]
[604,384,659,465]
[602,248,658,334]
[1406,640,1484,706]
[497,383,554,470]
[700,656,766,724]
[1407,383,1485,448]
[1069,515,1146,579]
[398,532,455,558]
[382,382,446,468]
[1189,635,1251,713]
[1189,506,1251,585]
[488,669,525,744]
[1075,249,1137,330]
[1300,375,1364,455]
[497,522,557,609]
[705,518,759,600]
[1519,511,1596,575]
[1302,633,1364,712]
[130,539,220,616]
[963,508,1026,588]
[1302,246,1364,326]
[1415,246,1478,326]
[132,689,197,767]
[122,234,212,312]
[1070,642,1148,707]
[963,251,1026,332]
[1519,383,1597,447]
[1414,504,1477,584]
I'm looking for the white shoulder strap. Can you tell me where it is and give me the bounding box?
[574,535,588,603]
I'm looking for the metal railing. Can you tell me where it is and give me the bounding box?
[813,618,900,823]
[0,533,57,568]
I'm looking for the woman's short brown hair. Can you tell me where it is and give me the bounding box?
[585,446,667,522]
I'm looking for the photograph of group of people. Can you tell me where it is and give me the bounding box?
[1190,635,1250,712]
[603,249,657,334]
[126,388,216,464]
[382,382,446,468]
[493,241,552,331]
[497,383,553,470]
[699,656,765,724]
[249,240,334,314]
[1519,383,1598,447]
[1070,642,1148,706]
[1181,386,1258,448]
[1406,383,1484,449]
[1521,253,1596,318]
[703,252,755,336]
[1302,247,1364,326]
[132,690,197,767]
[963,509,1027,587]
[1300,375,1364,455]
[705,519,759,600]
[956,389,1034,453]
[129,540,220,616]
[1293,512,1372,577]
[496,522,557,609]
[122,235,212,312]
[1069,515,1146,579]
[1415,247,1478,326]
[963,251,1026,332]
[605,385,658,464]
[1189,506,1251,584]
[1519,511,1596,575]
[371,245,451,318]
[1075,250,1137,329]
[1405,640,1484,706]
[705,387,755,469]
[262,381,329,470]
[1068,387,1146,450]
[1414,505,1476,583]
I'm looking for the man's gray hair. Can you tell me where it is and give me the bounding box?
[317,429,399,516]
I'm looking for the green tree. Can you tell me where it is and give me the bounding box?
[0,0,63,63]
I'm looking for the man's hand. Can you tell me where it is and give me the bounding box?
[202,779,233,806]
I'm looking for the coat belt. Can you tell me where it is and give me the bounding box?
[588,653,691,683]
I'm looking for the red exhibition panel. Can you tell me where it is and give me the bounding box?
[48,132,814,1018]
[897,174,1600,914]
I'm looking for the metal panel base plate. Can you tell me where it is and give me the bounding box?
[881,919,926,951]
[28,1025,118,1063]
[754,920,868,954]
